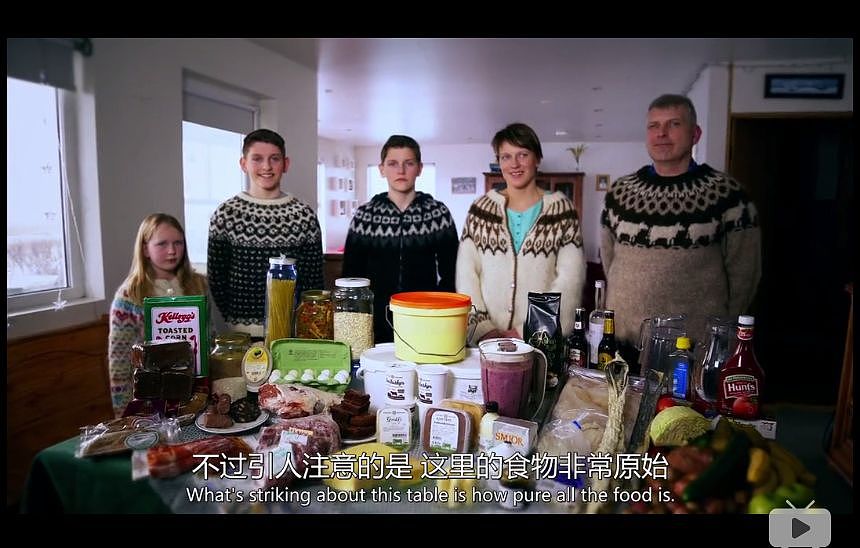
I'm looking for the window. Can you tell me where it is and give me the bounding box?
[366,163,437,198]
[7,76,85,311]
[181,122,246,268]
[181,74,258,270]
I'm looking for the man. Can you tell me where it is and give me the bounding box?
[343,134,458,343]
[208,129,323,339]
[600,94,761,368]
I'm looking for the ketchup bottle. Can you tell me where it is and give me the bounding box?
[717,315,765,420]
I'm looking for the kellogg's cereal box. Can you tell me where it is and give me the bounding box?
[144,295,209,378]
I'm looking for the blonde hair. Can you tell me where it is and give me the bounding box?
[123,213,207,305]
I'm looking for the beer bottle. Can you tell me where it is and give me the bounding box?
[566,307,588,372]
[597,310,617,370]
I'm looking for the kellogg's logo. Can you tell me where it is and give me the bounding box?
[155,311,196,324]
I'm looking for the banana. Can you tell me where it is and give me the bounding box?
[771,454,797,487]
[747,447,773,485]
[767,441,817,486]
[752,466,779,495]
[798,470,817,487]
[767,441,805,473]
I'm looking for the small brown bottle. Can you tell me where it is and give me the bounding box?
[597,310,617,370]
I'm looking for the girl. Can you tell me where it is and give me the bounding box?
[108,213,207,417]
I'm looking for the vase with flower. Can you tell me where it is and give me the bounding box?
[567,144,587,172]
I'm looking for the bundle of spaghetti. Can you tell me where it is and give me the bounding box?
[266,277,296,345]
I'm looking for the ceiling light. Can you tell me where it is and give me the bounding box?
[540,99,551,104]
[555,130,568,136]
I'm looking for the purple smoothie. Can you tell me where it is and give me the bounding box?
[481,357,533,419]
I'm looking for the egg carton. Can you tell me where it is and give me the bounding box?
[270,338,351,393]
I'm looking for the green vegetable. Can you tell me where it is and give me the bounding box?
[682,429,751,502]
[649,406,711,446]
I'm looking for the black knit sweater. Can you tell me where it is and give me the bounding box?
[342,191,459,343]
[208,192,324,337]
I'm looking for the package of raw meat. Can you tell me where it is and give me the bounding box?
[255,414,342,489]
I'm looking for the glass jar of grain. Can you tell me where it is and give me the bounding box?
[333,277,374,362]
[209,332,252,380]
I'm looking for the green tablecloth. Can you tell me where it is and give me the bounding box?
[20,437,170,514]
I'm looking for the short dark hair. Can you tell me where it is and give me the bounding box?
[648,94,698,126]
[243,129,286,156]
[491,123,543,161]
[380,135,421,163]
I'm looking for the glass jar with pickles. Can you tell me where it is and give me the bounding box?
[295,290,334,340]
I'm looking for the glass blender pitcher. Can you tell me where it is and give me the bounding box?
[636,313,687,376]
[692,316,733,405]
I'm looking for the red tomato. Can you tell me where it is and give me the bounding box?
[656,395,677,413]
[731,396,758,419]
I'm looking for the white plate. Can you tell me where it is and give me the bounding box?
[195,410,270,434]
[341,433,377,445]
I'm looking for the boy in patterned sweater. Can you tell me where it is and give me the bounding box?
[343,135,459,343]
[600,94,761,362]
[208,129,323,339]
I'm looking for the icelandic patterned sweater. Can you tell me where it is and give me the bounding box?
[342,191,459,343]
[600,163,761,347]
[457,190,586,344]
[107,276,207,417]
[208,192,324,338]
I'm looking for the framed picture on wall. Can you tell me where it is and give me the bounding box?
[451,177,476,194]
[765,73,845,99]
[595,174,610,192]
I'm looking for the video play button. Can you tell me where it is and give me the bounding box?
[792,518,811,539]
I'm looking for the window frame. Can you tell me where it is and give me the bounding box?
[7,80,86,313]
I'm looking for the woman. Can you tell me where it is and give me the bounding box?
[108,213,208,417]
[456,123,586,344]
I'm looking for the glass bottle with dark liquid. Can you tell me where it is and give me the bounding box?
[566,307,588,372]
[597,310,617,370]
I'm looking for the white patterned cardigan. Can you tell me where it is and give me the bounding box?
[456,190,586,344]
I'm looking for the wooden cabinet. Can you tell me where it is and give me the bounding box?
[828,282,853,485]
[7,317,113,506]
[483,171,584,218]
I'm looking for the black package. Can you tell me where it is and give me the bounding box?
[523,292,564,387]
[131,340,194,402]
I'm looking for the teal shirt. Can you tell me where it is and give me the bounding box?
[507,200,542,254]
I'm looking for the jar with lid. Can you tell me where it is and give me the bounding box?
[295,290,334,340]
[264,256,297,347]
[333,277,374,361]
[209,332,252,381]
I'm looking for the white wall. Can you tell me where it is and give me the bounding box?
[689,65,730,171]
[692,60,853,176]
[8,38,317,339]
[318,137,357,252]
[732,61,853,114]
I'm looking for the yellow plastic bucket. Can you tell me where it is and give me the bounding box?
[389,292,472,364]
